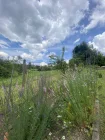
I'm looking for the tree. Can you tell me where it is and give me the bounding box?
[69,58,82,68]
[96,52,105,66]
[49,47,67,73]
[73,42,98,65]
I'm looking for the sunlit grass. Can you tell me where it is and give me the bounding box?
[0,68,99,139]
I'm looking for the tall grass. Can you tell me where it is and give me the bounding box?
[2,73,56,140]
[1,66,98,139]
[55,67,97,133]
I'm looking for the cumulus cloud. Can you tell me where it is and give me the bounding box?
[20,52,44,60]
[89,32,105,54]
[0,51,8,58]
[21,53,34,60]
[0,0,89,59]
[74,38,80,44]
[40,62,48,66]
[83,0,105,33]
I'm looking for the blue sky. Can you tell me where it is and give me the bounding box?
[0,0,105,65]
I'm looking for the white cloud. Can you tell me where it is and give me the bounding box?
[21,53,34,60]
[89,32,105,53]
[0,51,8,58]
[0,40,9,48]
[74,38,80,44]
[83,0,105,33]
[0,0,89,59]
[20,52,44,61]
[40,62,48,66]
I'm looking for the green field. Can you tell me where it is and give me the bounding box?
[0,68,105,140]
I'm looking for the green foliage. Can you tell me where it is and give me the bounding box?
[73,42,97,64]
[96,52,105,66]
[69,58,82,69]
[49,47,67,73]
[0,68,98,139]
[97,71,102,78]
[72,41,105,66]
[0,58,23,78]
[98,70,105,140]
[2,74,56,140]
[56,68,97,132]
[37,66,52,71]
[0,59,12,78]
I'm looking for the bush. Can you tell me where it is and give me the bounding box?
[0,65,11,78]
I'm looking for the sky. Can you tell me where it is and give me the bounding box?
[0,0,105,65]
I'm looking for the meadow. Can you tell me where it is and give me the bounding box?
[0,67,105,140]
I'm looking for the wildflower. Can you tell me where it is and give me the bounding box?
[83,83,87,87]
[43,87,47,93]
[62,136,65,140]
[29,106,33,110]
[69,121,71,124]
[63,121,66,124]
[57,115,62,118]
[29,110,32,113]
[49,132,52,136]
[63,123,67,128]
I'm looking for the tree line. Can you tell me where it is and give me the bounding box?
[0,41,105,78]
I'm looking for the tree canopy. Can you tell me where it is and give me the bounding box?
[72,42,105,66]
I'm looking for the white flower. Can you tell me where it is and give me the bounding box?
[57,115,62,118]
[62,136,65,139]
[64,123,67,128]
[29,107,33,110]
[63,121,66,124]
[49,132,52,136]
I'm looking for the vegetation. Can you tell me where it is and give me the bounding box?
[70,42,105,67]
[49,47,67,73]
[1,41,105,139]
[0,58,22,78]
[0,66,99,140]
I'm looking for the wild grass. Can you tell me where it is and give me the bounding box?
[53,67,97,138]
[98,69,105,140]
[0,67,98,140]
[1,73,56,140]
